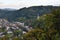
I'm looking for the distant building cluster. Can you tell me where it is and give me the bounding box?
[0,18,32,37]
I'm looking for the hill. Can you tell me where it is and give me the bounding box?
[0,6,59,22]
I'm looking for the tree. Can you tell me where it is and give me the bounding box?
[13,30,22,37]
[52,9,60,31]
[23,29,46,40]
[23,28,58,40]
[23,9,60,40]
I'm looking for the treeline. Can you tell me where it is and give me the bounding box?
[22,8,60,40]
[0,6,59,22]
[0,7,60,40]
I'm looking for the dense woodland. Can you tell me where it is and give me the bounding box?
[22,8,60,40]
[0,6,60,40]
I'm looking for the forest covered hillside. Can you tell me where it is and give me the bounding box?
[0,6,59,22]
[0,6,60,40]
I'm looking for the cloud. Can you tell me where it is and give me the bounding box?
[0,2,3,4]
[0,3,25,9]
[0,0,60,9]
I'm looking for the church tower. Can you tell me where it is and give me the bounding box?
[37,14,40,19]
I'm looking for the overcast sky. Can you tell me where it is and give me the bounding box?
[0,0,60,9]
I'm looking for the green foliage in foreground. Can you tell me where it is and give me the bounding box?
[22,9,60,40]
[23,29,60,40]
[0,8,60,40]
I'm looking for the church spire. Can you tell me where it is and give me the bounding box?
[37,14,39,19]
